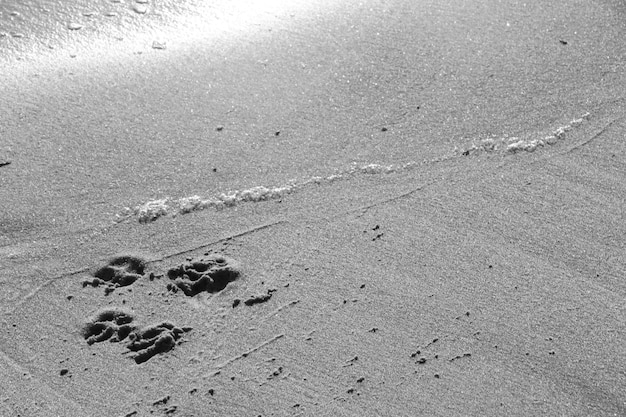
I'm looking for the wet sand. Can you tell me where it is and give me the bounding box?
[1,0,626,415]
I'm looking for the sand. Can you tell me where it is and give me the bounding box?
[1,0,625,416]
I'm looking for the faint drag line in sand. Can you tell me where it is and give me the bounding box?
[517,115,623,167]
[261,299,301,322]
[207,333,285,376]
[349,180,436,218]
[154,219,287,262]
[0,348,33,379]
[3,266,92,316]
[3,220,287,317]
[562,117,623,155]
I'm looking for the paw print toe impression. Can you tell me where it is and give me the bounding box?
[81,252,239,364]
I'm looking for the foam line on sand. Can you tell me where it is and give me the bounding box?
[116,160,433,224]
[119,112,590,224]
[454,112,590,156]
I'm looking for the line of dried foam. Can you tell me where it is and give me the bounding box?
[120,112,590,223]
[117,159,434,223]
[455,112,590,156]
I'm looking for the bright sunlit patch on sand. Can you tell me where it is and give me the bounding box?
[147,0,340,53]
[2,0,338,70]
[191,0,315,31]
[119,112,592,223]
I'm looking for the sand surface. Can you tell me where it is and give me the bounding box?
[1,0,626,416]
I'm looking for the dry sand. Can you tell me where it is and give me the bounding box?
[1,0,626,416]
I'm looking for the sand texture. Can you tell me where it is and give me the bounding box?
[1,0,626,416]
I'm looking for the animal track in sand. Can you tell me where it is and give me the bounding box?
[166,253,241,296]
[82,308,191,364]
[83,255,147,295]
[126,322,192,364]
[82,308,136,345]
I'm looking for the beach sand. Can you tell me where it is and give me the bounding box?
[1,0,625,415]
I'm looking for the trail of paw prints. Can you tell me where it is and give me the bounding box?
[82,308,192,364]
[166,254,241,296]
[82,255,147,295]
[80,252,242,363]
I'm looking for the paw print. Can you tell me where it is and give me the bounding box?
[166,254,241,296]
[82,308,136,345]
[83,255,147,295]
[126,322,192,364]
[83,309,191,364]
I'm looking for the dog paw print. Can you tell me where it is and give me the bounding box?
[83,309,191,364]
[82,308,136,345]
[126,322,192,364]
[166,254,241,296]
[83,255,147,295]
